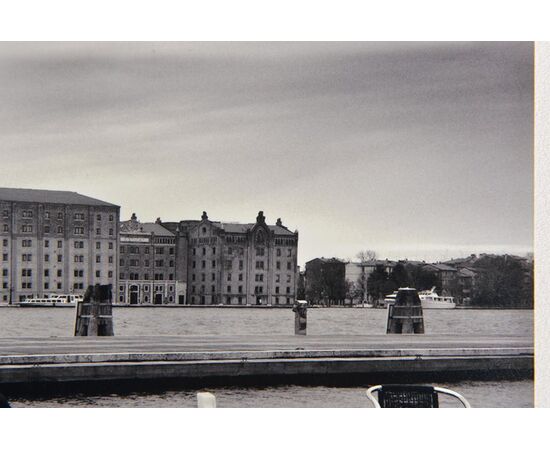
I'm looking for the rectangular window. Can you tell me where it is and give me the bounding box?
[96,270,101,278]
[276,286,280,294]
[108,271,113,278]
[22,210,33,218]
[201,260,206,269]
[109,229,113,236]
[96,255,101,263]
[44,240,49,248]
[276,274,280,283]
[44,254,49,262]
[227,285,231,293]
[44,269,49,277]
[44,282,49,290]
[238,273,243,281]
[95,242,101,250]
[276,261,281,270]
[255,261,264,269]
[57,255,62,262]
[57,282,62,289]
[2,269,7,277]
[227,273,232,281]
[44,225,50,233]
[287,262,292,270]
[108,242,113,250]
[21,225,33,233]
[287,249,292,257]
[109,214,114,222]
[74,213,85,220]
[57,240,63,248]
[108,256,113,263]
[2,253,7,262]
[57,226,63,233]
[96,228,101,235]
[57,269,62,277]
[96,214,101,221]
[276,248,281,257]
[256,247,265,256]
[212,260,216,268]
[57,212,63,220]
[239,260,244,270]
[44,212,50,219]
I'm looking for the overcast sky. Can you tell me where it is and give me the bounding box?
[0,42,533,265]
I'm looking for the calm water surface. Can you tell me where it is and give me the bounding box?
[0,307,533,407]
[0,307,533,337]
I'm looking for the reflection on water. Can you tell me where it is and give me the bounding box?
[0,307,533,337]
[10,380,533,408]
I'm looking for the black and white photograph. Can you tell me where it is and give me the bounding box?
[0,41,534,409]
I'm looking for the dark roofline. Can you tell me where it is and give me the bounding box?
[0,187,119,208]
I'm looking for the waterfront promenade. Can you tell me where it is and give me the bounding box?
[0,334,533,394]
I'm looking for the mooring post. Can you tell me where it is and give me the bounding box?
[386,288,425,334]
[74,284,114,336]
[197,392,217,408]
[293,300,307,335]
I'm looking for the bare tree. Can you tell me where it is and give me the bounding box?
[356,250,377,263]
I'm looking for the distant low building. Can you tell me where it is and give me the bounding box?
[422,263,458,297]
[305,257,347,305]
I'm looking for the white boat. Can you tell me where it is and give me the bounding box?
[19,294,83,307]
[384,287,456,309]
[418,287,456,309]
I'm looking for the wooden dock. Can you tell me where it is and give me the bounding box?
[0,334,533,394]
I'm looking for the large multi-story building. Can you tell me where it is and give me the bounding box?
[118,213,186,305]
[162,211,299,306]
[0,187,119,304]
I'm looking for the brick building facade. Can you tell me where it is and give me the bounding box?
[163,211,299,305]
[118,214,185,304]
[0,188,119,304]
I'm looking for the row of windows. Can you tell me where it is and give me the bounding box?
[17,268,114,279]
[121,246,174,255]
[0,239,114,249]
[120,273,172,281]
[1,210,115,222]
[189,284,293,295]
[120,259,173,267]
[119,284,174,292]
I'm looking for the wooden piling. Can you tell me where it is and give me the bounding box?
[386,288,425,334]
[74,284,114,336]
[293,300,307,335]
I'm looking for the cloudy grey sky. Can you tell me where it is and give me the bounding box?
[0,42,533,265]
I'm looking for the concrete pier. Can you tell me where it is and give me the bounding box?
[0,334,532,394]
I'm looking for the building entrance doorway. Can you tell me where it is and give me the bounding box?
[130,285,139,304]
[154,293,163,304]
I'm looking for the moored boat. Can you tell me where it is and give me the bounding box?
[384,287,455,309]
[19,294,82,307]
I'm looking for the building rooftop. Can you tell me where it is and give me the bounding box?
[120,214,174,237]
[0,187,118,208]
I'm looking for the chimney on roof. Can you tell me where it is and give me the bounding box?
[201,211,208,221]
[155,217,162,224]
[256,211,265,224]
[276,218,282,226]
